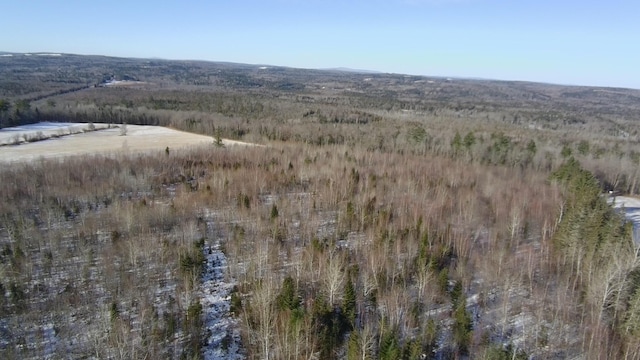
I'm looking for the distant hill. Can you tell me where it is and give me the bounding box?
[323,67,382,74]
[1,51,639,135]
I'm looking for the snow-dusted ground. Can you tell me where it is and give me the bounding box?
[201,244,243,360]
[611,196,640,245]
[201,214,244,360]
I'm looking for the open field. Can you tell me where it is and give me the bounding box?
[0,123,257,163]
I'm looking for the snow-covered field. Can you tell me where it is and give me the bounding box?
[0,122,110,146]
[0,122,257,163]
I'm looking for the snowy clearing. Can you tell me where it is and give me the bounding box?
[0,123,259,163]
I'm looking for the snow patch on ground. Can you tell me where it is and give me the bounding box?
[42,323,58,359]
[201,216,244,360]
[201,245,243,360]
[102,80,145,87]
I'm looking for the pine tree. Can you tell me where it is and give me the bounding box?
[623,287,640,337]
[277,276,300,311]
[347,330,361,360]
[424,318,438,355]
[403,338,424,360]
[343,277,357,327]
[452,298,472,355]
[463,131,476,151]
[450,280,463,309]
[214,127,224,147]
[379,330,401,360]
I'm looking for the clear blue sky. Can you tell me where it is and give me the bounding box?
[2,0,638,88]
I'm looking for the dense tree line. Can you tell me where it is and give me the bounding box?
[550,158,640,357]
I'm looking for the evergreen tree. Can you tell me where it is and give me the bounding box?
[526,139,537,156]
[312,293,349,359]
[277,276,300,311]
[463,131,476,151]
[424,318,439,355]
[450,280,463,309]
[215,127,224,147]
[623,287,640,337]
[347,330,361,360]
[452,298,472,355]
[343,277,357,327]
[379,330,401,360]
[403,338,424,360]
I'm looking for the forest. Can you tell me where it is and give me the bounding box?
[1,52,640,359]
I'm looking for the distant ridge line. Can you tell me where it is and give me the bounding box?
[322,67,383,74]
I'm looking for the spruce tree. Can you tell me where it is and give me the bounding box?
[343,277,356,327]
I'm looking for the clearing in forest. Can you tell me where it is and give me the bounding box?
[0,123,256,163]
